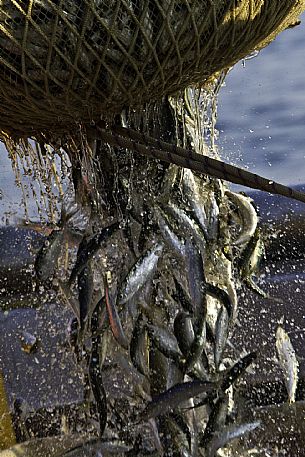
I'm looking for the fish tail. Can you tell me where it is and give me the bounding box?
[59,201,79,228]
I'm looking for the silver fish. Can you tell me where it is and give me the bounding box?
[154,205,185,258]
[206,283,233,319]
[214,307,229,370]
[205,421,261,457]
[221,352,257,392]
[69,221,119,286]
[172,278,194,315]
[58,280,80,321]
[206,191,220,240]
[199,395,229,447]
[99,331,109,368]
[182,169,209,239]
[159,163,179,201]
[130,313,149,377]
[118,243,164,304]
[147,324,182,363]
[35,228,65,282]
[174,312,195,356]
[89,301,107,437]
[226,190,258,246]
[276,326,298,403]
[174,312,209,379]
[185,240,208,372]
[184,240,206,313]
[183,309,208,375]
[164,202,206,253]
[61,438,132,456]
[78,263,94,331]
[239,228,268,299]
[104,274,129,350]
[139,380,215,422]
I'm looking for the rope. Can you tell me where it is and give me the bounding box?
[96,125,305,204]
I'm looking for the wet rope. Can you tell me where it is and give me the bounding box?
[96,125,305,204]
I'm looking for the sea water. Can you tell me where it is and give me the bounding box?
[218,12,305,187]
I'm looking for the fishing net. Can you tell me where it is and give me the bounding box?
[0,3,303,455]
[0,0,304,138]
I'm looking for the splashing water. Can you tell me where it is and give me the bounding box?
[169,72,227,156]
[3,138,67,224]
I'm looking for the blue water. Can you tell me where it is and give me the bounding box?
[218,13,305,186]
[0,16,305,220]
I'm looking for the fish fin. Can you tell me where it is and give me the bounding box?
[104,274,129,350]
[57,279,80,320]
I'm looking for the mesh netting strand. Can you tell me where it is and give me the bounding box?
[0,0,304,138]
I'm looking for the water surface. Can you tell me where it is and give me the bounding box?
[218,13,305,187]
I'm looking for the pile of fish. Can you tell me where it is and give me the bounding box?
[14,91,275,457]
[30,175,263,456]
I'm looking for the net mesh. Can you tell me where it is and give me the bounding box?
[0,0,304,138]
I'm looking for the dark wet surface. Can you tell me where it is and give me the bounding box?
[0,301,83,411]
[0,227,45,295]
[230,401,305,456]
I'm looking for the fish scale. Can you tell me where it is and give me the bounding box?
[69,221,120,286]
[118,243,164,304]
[276,326,299,404]
[139,380,215,422]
